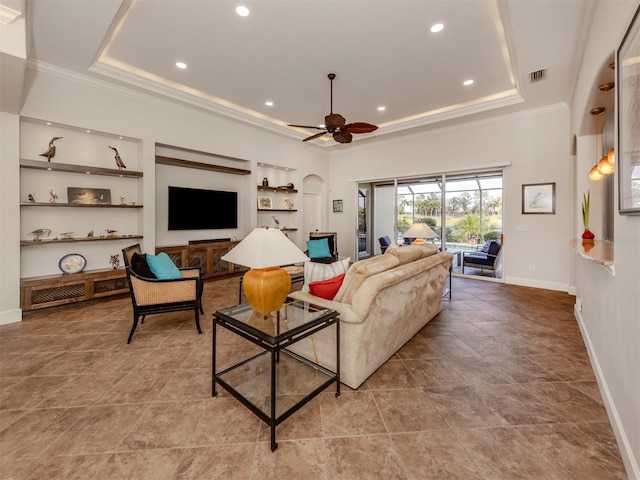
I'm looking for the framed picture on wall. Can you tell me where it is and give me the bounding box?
[617,4,640,214]
[333,199,343,213]
[257,195,273,210]
[522,183,556,214]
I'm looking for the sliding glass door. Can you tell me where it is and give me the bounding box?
[358,170,503,279]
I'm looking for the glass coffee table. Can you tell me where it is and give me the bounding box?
[212,297,340,451]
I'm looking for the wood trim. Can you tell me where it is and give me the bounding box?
[21,202,143,208]
[155,155,251,175]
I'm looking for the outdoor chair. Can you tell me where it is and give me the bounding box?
[462,240,501,276]
[378,235,392,253]
[122,244,203,344]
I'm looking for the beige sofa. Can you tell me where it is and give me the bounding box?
[289,245,453,389]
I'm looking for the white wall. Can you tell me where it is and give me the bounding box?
[0,65,329,320]
[570,1,640,478]
[328,104,572,291]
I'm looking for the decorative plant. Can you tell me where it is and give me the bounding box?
[582,191,590,231]
[581,191,595,239]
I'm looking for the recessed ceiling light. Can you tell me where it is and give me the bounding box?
[377,106,386,111]
[235,5,250,17]
[46,122,51,126]
[265,101,274,106]
[430,23,444,33]
[86,130,91,133]
[463,79,474,86]
[176,61,187,69]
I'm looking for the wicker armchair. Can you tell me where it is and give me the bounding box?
[122,244,202,344]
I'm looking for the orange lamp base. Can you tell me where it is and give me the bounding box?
[410,238,425,245]
[242,267,291,316]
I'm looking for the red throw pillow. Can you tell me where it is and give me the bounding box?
[308,273,345,300]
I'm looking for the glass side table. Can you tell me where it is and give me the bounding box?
[212,297,340,451]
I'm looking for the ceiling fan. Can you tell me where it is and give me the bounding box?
[288,73,378,144]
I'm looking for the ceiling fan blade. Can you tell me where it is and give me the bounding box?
[333,131,353,144]
[288,124,325,130]
[303,131,328,142]
[344,122,379,134]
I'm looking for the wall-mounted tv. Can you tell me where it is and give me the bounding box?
[168,186,238,230]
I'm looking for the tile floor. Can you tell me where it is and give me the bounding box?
[0,276,628,479]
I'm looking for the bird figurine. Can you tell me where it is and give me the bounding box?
[28,228,51,241]
[87,230,94,238]
[48,189,58,203]
[119,195,126,205]
[39,137,62,161]
[109,146,126,170]
[272,216,280,228]
[106,229,118,236]
[59,231,73,239]
[27,193,36,203]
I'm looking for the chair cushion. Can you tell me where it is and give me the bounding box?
[334,254,399,304]
[464,253,495,266]
[146,252,181,279]
[480,241,492,253]
[130,252,156,279]
[306,238,332,259]
[309,273,345,300]
[302,257,350,292]
[488,241,501,256]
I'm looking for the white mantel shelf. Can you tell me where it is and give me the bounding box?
[569,239,615,275]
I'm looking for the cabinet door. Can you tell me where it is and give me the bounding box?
[187,247,209,277]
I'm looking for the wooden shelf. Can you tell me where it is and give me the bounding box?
[21,202,143,208]
[257,185,298,193]
[258,209,298,212]
[156,155,251,175]
[21,235,143,246]
[20,159,143,178]
[281,228,298,232]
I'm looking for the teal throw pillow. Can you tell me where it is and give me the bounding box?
[146,252,181,279]
[306,238,332,259]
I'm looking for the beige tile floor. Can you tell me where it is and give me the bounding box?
[0,276,628,479]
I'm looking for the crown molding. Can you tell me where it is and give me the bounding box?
[0,4,21,25]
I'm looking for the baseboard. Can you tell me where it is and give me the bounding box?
[504,276,569,292]
[0,308,22,325]
[574,305,640,480]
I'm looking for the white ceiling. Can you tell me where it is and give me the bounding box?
[25,0,591,145]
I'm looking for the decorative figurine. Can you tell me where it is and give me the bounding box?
[27,193,35,203]
[109,254,120,269]
[28,228,51,241]
[60,231,73,239]
[106,229,117,236]
[39,136,62,161]
[109,146,126,170]
[119,195,126,205]
[48,189,58,203]
[87,230,94,238]
[283,197,294,210]
[262,178,269,187]
[272,216,280,228]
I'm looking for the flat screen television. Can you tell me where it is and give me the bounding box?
[168,186,238,230]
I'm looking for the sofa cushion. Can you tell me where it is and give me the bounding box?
[302,257,350,292]
[334,254,399,304]
[306,238,332,259]
[146,252,181,279]
[309,273,345,300]
[130,252,156,279]
[385,245,423,265]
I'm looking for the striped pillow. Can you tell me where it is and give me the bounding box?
[302,257,350,293]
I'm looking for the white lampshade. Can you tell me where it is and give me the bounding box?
[404,223,438,240]
[222,228,309,268]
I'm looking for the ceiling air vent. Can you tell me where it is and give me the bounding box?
[529,68,547,83]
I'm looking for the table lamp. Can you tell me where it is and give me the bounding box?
[403,223,438,245]
[221,228,309,316]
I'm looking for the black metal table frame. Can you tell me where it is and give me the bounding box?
[212,301,340,451]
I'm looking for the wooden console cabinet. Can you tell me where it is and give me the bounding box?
[20,268,129,311]
[156,241,248,279]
